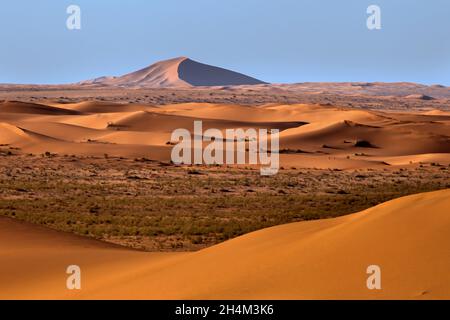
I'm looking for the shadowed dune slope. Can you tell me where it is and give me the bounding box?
[0,101,82,115]
[1,190,449,299]
[109,111,303,133]
[51,101,158,114]
[178,58,266,86]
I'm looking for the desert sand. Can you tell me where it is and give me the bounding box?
[1,100,450,169]
[1,189,449,299]
[1,58,450,300]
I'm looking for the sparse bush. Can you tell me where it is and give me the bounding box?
[355,140,377,148]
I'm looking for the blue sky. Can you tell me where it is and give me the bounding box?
[0,0,449,85]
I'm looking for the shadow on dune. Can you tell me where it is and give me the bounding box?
[178,58,266,86]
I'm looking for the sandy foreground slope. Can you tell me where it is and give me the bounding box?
[1,189,449,300]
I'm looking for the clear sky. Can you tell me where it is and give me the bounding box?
[1,0,449,85]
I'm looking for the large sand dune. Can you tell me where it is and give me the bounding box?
[79,57,265,88]
[1,189,449,299]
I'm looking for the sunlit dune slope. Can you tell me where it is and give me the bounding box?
[1,190,449,299]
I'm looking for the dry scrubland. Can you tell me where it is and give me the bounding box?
[0,152,449,251]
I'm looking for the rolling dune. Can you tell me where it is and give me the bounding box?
[0,101,450,167]
[51,101,157,114]
[0,101,81,115]
[279,120,450,156]
[1,189,449,299]
[0,123,32,144]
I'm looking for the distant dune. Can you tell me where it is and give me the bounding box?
[79,57,266,88]
[1,189,449,299]
[405,94,435,100]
